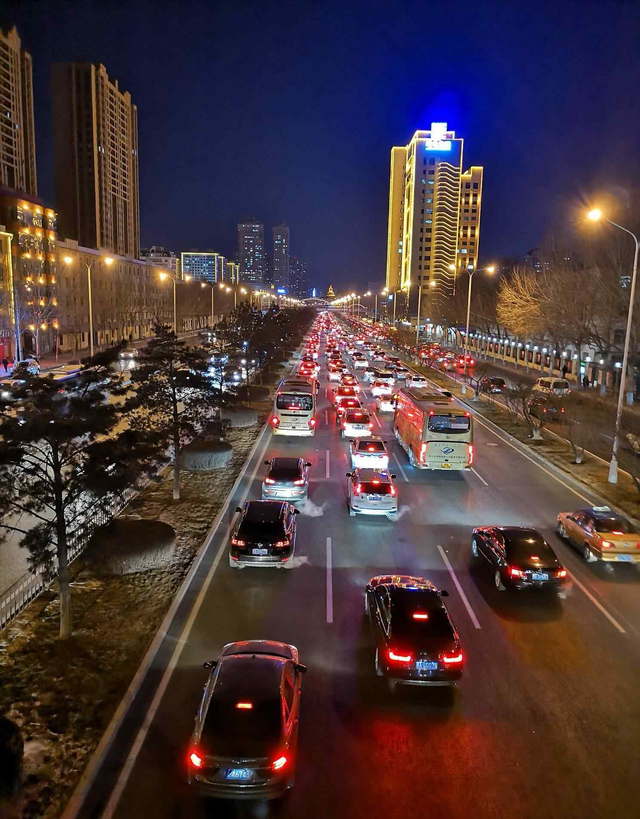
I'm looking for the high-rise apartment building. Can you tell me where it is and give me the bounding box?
[226,261,240,284]
[272,223,290,288]
[237,220,264,284]
[290,256,307,298]
[141,246,179,276]
[0,27,37,195]
[385,123,483,306]
[181,250,226,283]
[52,63,140,258]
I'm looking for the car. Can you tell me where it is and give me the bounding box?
[370,380,393,397]
[188,640,306,800]
[328,366,348,382]
[332,385,358,405]
[406,374,428,389]
[0,377,27,401]
[335,396,362,424]
[375,394,395,413]
[229,501,299,569]
[375,371,396,386]
[392,366,410,379]
[338,373,360,392]
[365,575,463,689]
[471,526,568,592]
[119,348,139,359]
[350,436,389,469]
[527,395,565,421]
[262,457,312,502]
[346,468,398,519]
[341,408,373,438]
[363,367,381,382]
[352,357,368,370]
[557,506,640,565]
[480,376,506,393]
[533,377,571,397]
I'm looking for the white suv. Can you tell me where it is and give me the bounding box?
[533,377,571,397]
[349,437,390,470]
[346,468,398,519]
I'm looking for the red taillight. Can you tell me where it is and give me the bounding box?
[509,566,525,578]
[368,446,376,452]
[355,483,362,495]
[369,422,373,428]
[611,531,624,535]
[275,539,290,548]
[293,478,305,486]
[231,537,246,546]
[601,540,613,548]
[271,416,280,427]
[371,479,380,484]
[264,477,276,484]
[272,755,288,771]
[467,444,474,465]
[236,701,253,710]
[412,612,428,620]
[556,569,567,578]
[308,418,317,428]
[189,749,203,768]
[390,485,397,497]
[442,652,464,665]
[388,649,413,663]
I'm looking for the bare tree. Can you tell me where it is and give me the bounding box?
[503,378,547,439]
[562,393,611,465]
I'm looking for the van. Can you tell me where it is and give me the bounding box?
[533,377,571,397]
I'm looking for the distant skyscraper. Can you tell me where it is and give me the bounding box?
[226,261,240,284]
[52,62,140,258]
[263,252,273,286]
[141,246,179,276]
[181,251,226,283]
[290,256,308,298]
[385,123,484,305]
[0,27,37,195]
[272,223,290,288]
[237,220,264,284]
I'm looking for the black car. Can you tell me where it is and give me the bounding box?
[480,376,506,393]
[365,574,463,690]
[527,395,565,421]
[262,457,312,502]
[229,500,299,569]
[188,640,306,800]
[471,526,567,592]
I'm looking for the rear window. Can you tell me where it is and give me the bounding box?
[276,393,313,411]
[391,592,452,637]
[553,380,570,390]
[357,440,385,452]
[593,517,637,534]
[239,518,286,539]
[503,534,554,561]
[428,414,470,434]
[360,482,393,494]
[345,412,369,423]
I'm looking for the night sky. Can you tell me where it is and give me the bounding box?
[4,0,640,291]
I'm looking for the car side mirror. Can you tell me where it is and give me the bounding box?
[439,589,449,597]
[293,508,300,515]
[264,460,270,465]
[235,506,242,513]
[203,660,217,670]
[306,462,312,467]
[346,472,352,477]
[391,474,397,479]
[383,440,388,444]
[295,663,308,674]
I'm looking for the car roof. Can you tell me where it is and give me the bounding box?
[214,654,284,702]
[355,468,391,482]
[244,500,286,521]
[269,457,302,471]
[495,526,548,544]
[370,574,437,590]
[221,639,294,660]
[584,507,626,522]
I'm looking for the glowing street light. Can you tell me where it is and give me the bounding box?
[460,263,496,394]
[63,253,116,357]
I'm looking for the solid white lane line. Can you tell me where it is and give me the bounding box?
[324,410,328,426]
[568,571,626,634]
[326,536,333,624]
[325,449,330,479]
[437,544,482,629]
[373,412,382,429]
[471,467,489,487]
[99,428,273,819]
[393,453,409,483]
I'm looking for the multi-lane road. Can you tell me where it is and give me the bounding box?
[71,325,640,819]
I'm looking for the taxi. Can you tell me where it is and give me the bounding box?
[557,506,640,565]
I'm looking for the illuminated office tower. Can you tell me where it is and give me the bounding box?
[272,222,290,288]
[385,123,483,306]
[237,219,264,284]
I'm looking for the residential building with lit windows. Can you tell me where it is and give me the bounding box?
[272,223,290,288]
[290,256,308,298]
[52,62,140,258]
[0,27,37,196]
[181,250,227,284]
[141,246,179,276]
[237,220,264,284]
[226,260,240,284]
[385,123,483,312]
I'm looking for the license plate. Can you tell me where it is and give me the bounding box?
[416,660,438,671]
[441,463,451,469]
[224,768,253,781]
[252,548,269,555]
[532,573,549,581]
[367,495,380,501]
[617,555,633,562]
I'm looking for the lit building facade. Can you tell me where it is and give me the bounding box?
[272,223,290,287]
[0,27,37,196]
[141,246,179,276]
[52,62,140,258]
[237,220,264,284]
[290,256,308,298]
[226,261,240,284]
[181,251,227,283]
[385,123,483,307]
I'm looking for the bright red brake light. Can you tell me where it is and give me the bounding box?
[556,569,567,578]
[611,531,624,535]
[388,649,413,663]
[236,701,253,709]
[272,755,288,771]
[231,537,246,546]
[275,539,290,548]
[293,478,305,486]
[509,566,525,578]
[368,446,376,452]
[412,612,429,620]
[442,651,464,665]
[601,540,613,548]
[355,483,362,494]
[270,416,280,427]
[308,418,317,428]
[264,477,276,484]
[390,485,397,497]
[371,479,380,484]
[189,749,203,768]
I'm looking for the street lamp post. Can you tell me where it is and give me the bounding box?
[160,272,191,333]
[415,283,422,346]
[201,282,215,328]
[461,265,495,394]
[63,254,114,357]
[588,208,640,483]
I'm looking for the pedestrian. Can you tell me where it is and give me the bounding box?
[562,363,569,379]
[582,374,589,389]
[1,357,7,373]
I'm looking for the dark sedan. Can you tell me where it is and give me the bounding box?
[229,501,299,569]
[262,457,312,502]
[188,640,306,800]
[480,376,506,393]
[365,574,464,690]
[471,526,568,591]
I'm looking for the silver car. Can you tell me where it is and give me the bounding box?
[262,457,311,502]
[346,468,398,519]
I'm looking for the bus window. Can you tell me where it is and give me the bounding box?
[276,393,314,412]
[428,414,470,434]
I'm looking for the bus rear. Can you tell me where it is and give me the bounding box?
[271,386,316,436]
[421,410,473,470]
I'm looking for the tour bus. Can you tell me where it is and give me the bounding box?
[393,387,473,470]
[271,378,317,436]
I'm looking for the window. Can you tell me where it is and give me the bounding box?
[464,208,469,213]
[429,158,435,165]
[465,183,471,189]
[283,665,296,714]
[473,182,479,189]
[428,170,435,175]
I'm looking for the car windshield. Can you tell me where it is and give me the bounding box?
[358,441,385,452]
[269,460,302,482]
[593,517,637,534]
[276,393,313,411]
[428,414,470,434]
[360,482,392,494]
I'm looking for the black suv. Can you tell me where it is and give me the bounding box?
[229,500,299,569]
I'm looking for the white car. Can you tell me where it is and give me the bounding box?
[353,357,368,370]
[346,468,398,519]
[407,374,428,388]
[393,366,409,380]
[329,367,348,382]
[376,371,396,386]
[350,437,390,470]
[375,394,395,413]
[370,381,393,397]
[341,409,373,438]
[363,367,380,382]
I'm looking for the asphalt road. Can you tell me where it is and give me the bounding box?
[74,327,640,819]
